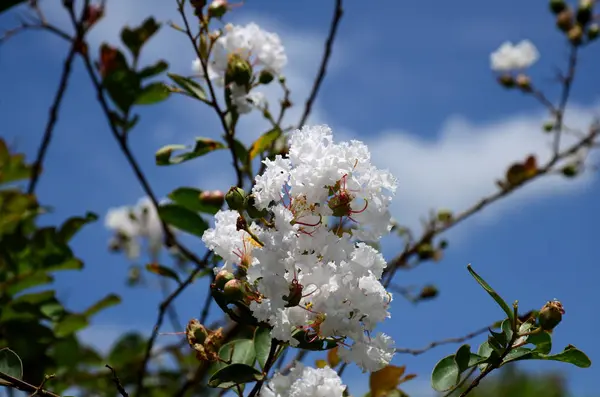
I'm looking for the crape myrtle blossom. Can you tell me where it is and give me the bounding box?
[202,125,398,372]
[105,197,165,259]
[192,22,287,114]
[490,40,539,72]
[260,363,345,397]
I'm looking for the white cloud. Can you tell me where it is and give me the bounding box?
[363,105,600,233]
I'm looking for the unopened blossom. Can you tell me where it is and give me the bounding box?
[202,125,398,371]
[230,83,266,113]
[260,363,345,397]
[490,40,539,72]
[105,197,164,259]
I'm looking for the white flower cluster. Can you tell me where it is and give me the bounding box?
[104,197,163,259]
[490,40,539,72]
[260,363,345,397]
[203,125,398,372]
[193,22,287,113]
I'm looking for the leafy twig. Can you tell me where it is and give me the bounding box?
[0,371,59,397]
[297,0,343,129]
[106,365,129,397]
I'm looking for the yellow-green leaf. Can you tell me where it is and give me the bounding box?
[249,128,281,160]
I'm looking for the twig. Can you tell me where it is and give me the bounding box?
[0,371,60,397]
[297,0,343,129]
[552,45,578,156]
[248,339,279,397]
[442,367,477,397]
[395,323,495,356]
[106,365,129,397]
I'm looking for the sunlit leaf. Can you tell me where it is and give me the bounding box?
[135,82,170,105]
[146,263,182,285]
[156,138,226,166]
[208,363,263,388]
[83,293,121,318]
[167,73,207,100]
[249,128,281,160]
[467,264,514,324]
[158,204,209,237]
[370,365,406,397]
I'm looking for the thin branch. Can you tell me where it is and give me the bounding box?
[247,339,279,397]
[105,365,129,397]
[0,372,60,397]
[395,323,495,356]
[552,45,578,156]
[297,0,343,129]
[27,30,79,194]
[442,367,477,397]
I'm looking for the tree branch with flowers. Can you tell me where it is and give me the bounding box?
[0,0,596,396]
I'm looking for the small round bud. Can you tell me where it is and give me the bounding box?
[576,0,594,25]
[567,24,584,45]
[550,0,567,14]
[208,0,228,18]
[215,270,235,290]
[439,239,449,249]
[588,23,599,40]
[497,74,516,89]
[245,194,268,219]
[225,186,246,211]
[417,243,435,260]
[419,285,439,300]
[223,279,245,301]
[556,9,574,31]
[538,300,565,331]
[561,164,579,177]
[516,74,532,91]
[437,209,453,223]
[225,54,253,87]
[543,121,555,132]
[258,69,275,85]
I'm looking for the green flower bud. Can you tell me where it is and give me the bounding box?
[437,209,453,223]
[538,300,565,331]
[245,194,268,219]
[516,74,532,91]
[543,121,555,132]
[576,0,593,25]
[588,23,599,41]
[562,164,579,178]
[497,74,516,89]
[417,243,435,260]
[208,0,228,18]
[568,24,584,45]
[223,279,245,302]
[225,186,246,211]
[550,0,567,14]
[225,54,253,87]
[556,9,574,31]
[258,69,275,84]
[215,270,235,290]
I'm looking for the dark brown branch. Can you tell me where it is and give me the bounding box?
[297,0,343,129]
[0,371,60,397]
[395,323,495,356]
[247,339,279,397]
[106,365,129,397]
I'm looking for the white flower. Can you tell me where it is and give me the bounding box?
[261,363,345,397]
[230,83,266,114]
[490,40,539,72]
[338,332,396,372]
[203,125,398,370]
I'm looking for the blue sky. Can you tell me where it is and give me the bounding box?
[1,0,600,396]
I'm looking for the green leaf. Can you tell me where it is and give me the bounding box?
[121,17,160,58]
[528,330,552,354]
[292,330,338,351]
[135,82,170,105]
[167,73,207,100]
[83,293,121,318]
[208,363,264,388]
[156,138,226,166]
[5,272,53,295]
[158,204,209,237]
[218,339,256,369]
[431,354,459,392]
[467,264,515,324]
[104,68,141,113]
[139,60,169,79]
[0,348,23,379]
[168,187,222,215]
[233,139,249,169]
[253,327,271,370]
[146,263,182,285]
[532,345,591,368]
[502,347,533,363]
[249,127,281,160]
[108,332,146,366]
[454,345,471,382]
[58,212,98,242]
[54,314,88,337]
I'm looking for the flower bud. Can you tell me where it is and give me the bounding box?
[223,279,245,301]
[225,54,253,87]
[258,69,275,84]
[208,0,228,18]
[550,0,567,14]
[516,74,532,91]
[561,163,579,177]
[588,23,599,41]
[567,24,584,45]
[576,0,594,25]
[543,121,555,132]
[419,285,438,300]
[200,190,225,207]
[186,319,209,347]
[417,243,435,260]
[215,269,235,290]
[497,74,516,89]
[245,194,268,219]
[538,300,565,331]
[437,209,453,223]
[225,186,246,211]
[556,9,574,31]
